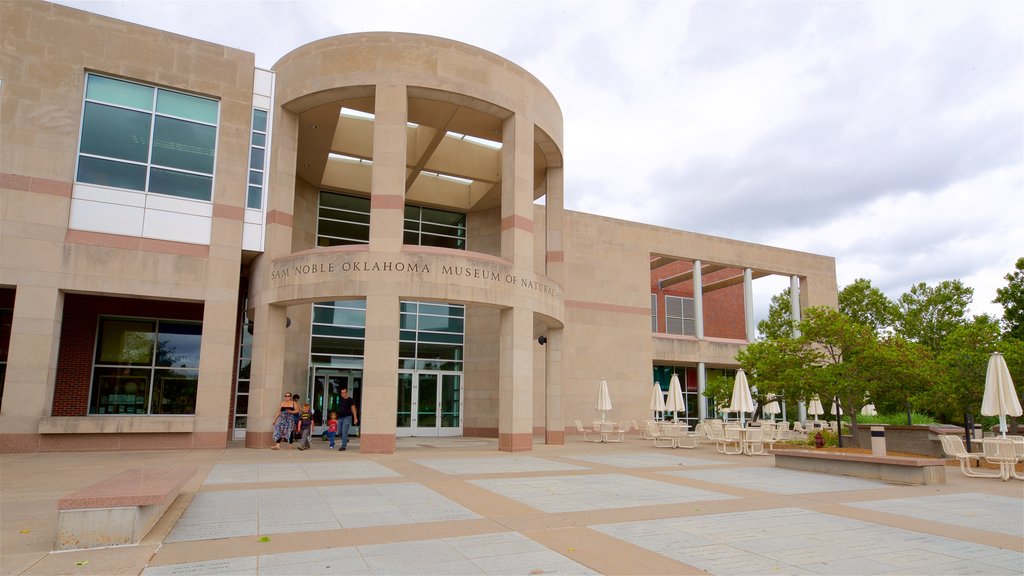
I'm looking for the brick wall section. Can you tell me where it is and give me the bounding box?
[53,294,204,416]
[650,259,747,339]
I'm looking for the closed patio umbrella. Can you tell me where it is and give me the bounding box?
[649,381,666,420]
[664,373,685,423]
[763,400,781,416]
[728,369,755,427]
[597,378,613,422]
[981,352,1022,437]
[807,396,824,421]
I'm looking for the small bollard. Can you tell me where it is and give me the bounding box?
[870,425,886,457]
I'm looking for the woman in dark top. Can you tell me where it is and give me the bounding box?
[271,392,299,449]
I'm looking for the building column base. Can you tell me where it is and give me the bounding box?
[359,433,396,454]
[498,432,533,452]
[544,430,564,445]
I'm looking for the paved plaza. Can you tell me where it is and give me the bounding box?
[1,436,1022,575]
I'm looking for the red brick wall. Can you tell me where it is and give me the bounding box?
[52,295,204,416]
[650,261,746,339]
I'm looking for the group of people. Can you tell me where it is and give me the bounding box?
[272,389,358,451]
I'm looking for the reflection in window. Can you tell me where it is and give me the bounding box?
[76,74,219,201]
[90,317,202,415]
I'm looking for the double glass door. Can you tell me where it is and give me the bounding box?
[310,367,361,435]
[397,371,462,436]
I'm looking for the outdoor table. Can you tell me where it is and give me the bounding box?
[982,437,1024,481]
[591,420,617,442]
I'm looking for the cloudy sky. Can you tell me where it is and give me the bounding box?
[56,0,1023,322]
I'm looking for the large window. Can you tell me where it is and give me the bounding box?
[403,205,466,249]
[89,317,202,415]
[76,74,219,201]
[234,309,253,431]
[311,300,367,367]
[317,192,371,246]
[399,301,464,371]
[247,108,268,209]
[316,191,467,249]
[665,295,696,336]
[0,307,10,412]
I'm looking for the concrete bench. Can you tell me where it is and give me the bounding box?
[55,468,196,551]
[772,449,946,485]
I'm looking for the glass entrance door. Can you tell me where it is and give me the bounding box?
[396,370,462,436]
[310,367,361,435]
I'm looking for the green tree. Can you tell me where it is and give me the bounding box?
[757,288,795,340]
[895,280,973,353]
[994,257,1024,340]
[839,278,898,335]
[923,319,1001,424]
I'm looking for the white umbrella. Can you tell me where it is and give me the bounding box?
[861,403,877,416]
[981,352,1022,437]
[664,373,686,423]
[649,381,666,420]
[728,369,755,427]
[763,400,781,416]
[597,378,613,422]
[807,396,824,421]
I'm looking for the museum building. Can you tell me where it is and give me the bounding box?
[0,0,838,453]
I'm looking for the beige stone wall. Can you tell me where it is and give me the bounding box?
[0,1,255,447]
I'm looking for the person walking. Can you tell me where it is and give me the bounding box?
[325,411,339,449]
[289,394,302,444]
[336,388,358,451]
[272,392,298,450]
[296,402,314,450]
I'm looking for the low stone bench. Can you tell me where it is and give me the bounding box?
[55,468,197,551]
[772,449,946,485]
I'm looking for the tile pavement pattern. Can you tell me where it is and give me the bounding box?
[7,437,1020,575]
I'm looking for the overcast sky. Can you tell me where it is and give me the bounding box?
[56,0,1023,323]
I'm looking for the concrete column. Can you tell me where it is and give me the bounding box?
[499,306,533,452]
[500,113,534,266]
[544,166,565,283]
[192,299,238,447]
[0,287,62,450]
[245,303,288,448]
[544,327,564,444]
[361,294,400,454]
[369,83,407,252]
[744,268,754,341]
[790,275,807,422]
[697,362,707,421]
[693,260,704,340]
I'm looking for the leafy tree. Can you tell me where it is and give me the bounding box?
[895,280,973,353]
[994,257,1024,340]
[839,278,898,335]
[923,319,1001,424]
[757,288,795,340]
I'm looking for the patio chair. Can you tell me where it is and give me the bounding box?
[791,421,808,440]
[743,427,766,455]
[940,435,1000,479]
[774,421,790,441]
[604,420,629,443]
[722,425,744,455]
[673,428,700,449]
[646,420,676,448]
[574,419,603,443]
[981,437,1023,481]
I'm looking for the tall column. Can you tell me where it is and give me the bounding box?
[361,294,399,453]
[499,306,533,451]
[697,362,707,421]
[369,84,407,252]
[0,287,62,451]
[500,113,534,265]
[744,268,754,341]
[693,260,704,340]
[193,298,239,447]
[544,328,564,444]
[245,303,288,448]
[544,166,565,282]
[790,275,806,423]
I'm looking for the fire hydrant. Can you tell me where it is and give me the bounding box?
[814,431,824,448]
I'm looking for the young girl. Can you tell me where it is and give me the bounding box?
[326,411,339,449]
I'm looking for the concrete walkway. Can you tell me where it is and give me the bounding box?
[2,436,1022,575]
